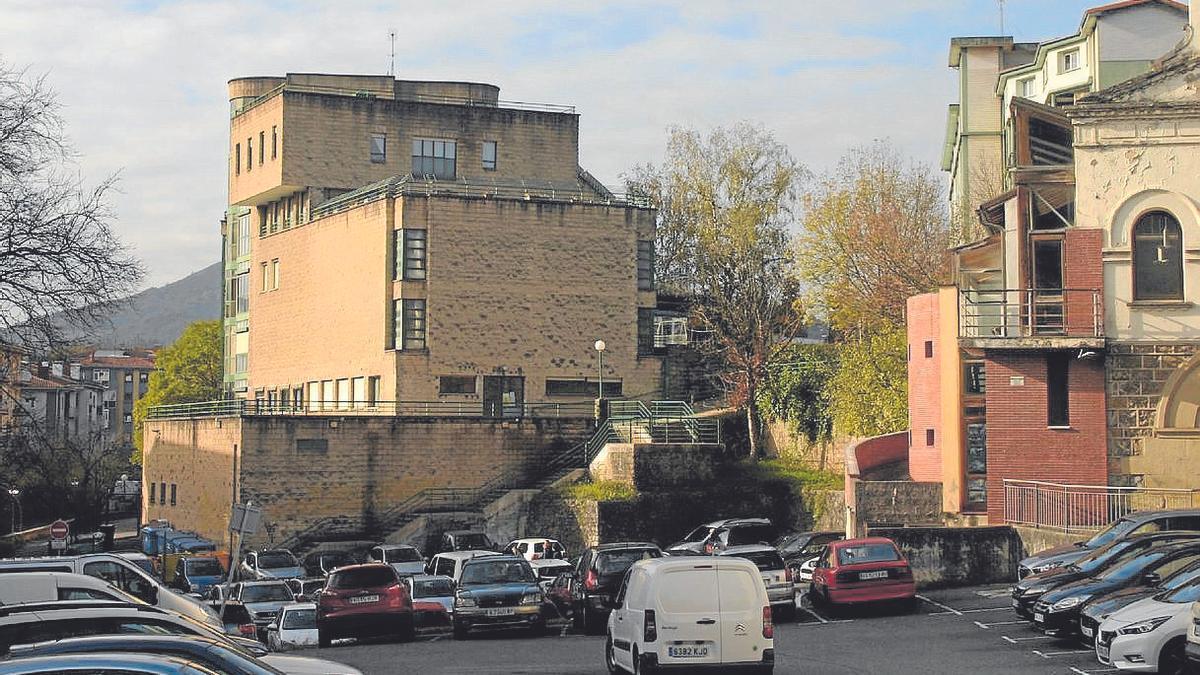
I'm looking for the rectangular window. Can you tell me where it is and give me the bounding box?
[261,262,269,292]
[1060,49,1080,73]
[924,341,933,358]
[964,362,986,395]
[237,214,250,257]
[247,137,253,170]
[482,141,497,170]
[321,380,334,410]
[124,373,133,383]
[395,299,427,350]
[925,429,935,446]
[1047,353,1070,427]
[159,482,166,505]
[637,240,654,291]
[336,378,351,408]
[234,143,241,176]
[370,133,386,163]
[271,125,277,159]
[258,131,264,165]
[271,259,280,290]
[439,376,476,394]
[367,376,381,406]
[351,377,366,407]
[139,372,148,383]
[1018,77,1035,98]
[293,387,303,408]
[149,482,156,504]
[412,139,456,179]
[1033,240,1063,289]
[398,230,427,280]
[169,484,177,506]
[545,379,623,397]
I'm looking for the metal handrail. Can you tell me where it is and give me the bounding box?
[1003,479,1200,533]
[146,399,594,420]
[233,82,575,119]
[958,287,1102,339]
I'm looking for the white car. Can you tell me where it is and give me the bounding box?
[425,550,500,584]
[506,538,567,561]
[367,544,425,577]
[530,559,573,592]
[267,602,319,651]
[605,556,774,673]
[1096,580,1200,672]
[797,556,818,583]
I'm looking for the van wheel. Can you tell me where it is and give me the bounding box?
[633,647,656,675]
[605,634,621,674]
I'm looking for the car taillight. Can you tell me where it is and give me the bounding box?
[762,606,773,639]
[584,569,599,591]
[644,609,657,642]
[897,565,912,579]
[387,584,410,609]
[238,624,256,637]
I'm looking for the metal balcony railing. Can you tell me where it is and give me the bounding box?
[145,399,594,421]
[1004,479,1200,533]
[959,288,1102,339]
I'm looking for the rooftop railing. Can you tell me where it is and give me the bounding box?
[145,399,593,421]
[233,82,575,119]
[1003,479,1200,533]
[959,288,1102,340]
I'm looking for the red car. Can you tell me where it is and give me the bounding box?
[316,563,414,647]
[809,537,915,610]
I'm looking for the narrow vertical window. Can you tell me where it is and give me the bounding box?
[259,131,265,165]
[261,262,269,292]
[395,299,427,350]
[234,144,241,176]
[271,125,278,159]
[925,429,935,446]
[1047,353,1070,427]
[636,240,654,291]
[170,484,177,506]
[1133,211,1184,301]
[247,137,253,170]
[149,482,156,504]
[924,341,933,358]
[367,376,381,406]
[404,230,427,280]
[271,259,280,290]
[371,133,387,163]
[482,141,497,170]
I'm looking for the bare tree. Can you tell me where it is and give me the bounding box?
[0,60,142,353]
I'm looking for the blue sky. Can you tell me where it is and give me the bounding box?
[0,0,1185,286]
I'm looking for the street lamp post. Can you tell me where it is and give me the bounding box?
[593,340,606,399]
[7,489,21,533]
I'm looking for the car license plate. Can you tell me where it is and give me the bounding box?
[486,607,515,617]
[668,646,709,659]
[859,570,888,580]
[350,594,379,605]
[1034,612,1045,623]
[1097,644,1110,662]
[1082,625,1094,638]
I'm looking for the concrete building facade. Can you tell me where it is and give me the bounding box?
[79,351,154,452]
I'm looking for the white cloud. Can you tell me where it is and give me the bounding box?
[0,0,960,286]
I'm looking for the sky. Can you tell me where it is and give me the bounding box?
[0,0,1159,287]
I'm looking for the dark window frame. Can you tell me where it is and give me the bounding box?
[482,140,497,171]
[370,133,387,164]
[924,341,933,358]
[271,125,278,159]
[636,241,655,291]
[1047,352,1070,427]
[1133,210,1184,302]
[394,299,427,351]
[411,139,456,179]
[925,429,935,446]
[439,376,476,395]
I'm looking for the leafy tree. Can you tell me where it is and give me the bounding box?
[797,139,951,333]
[827,324,908,437]
[757,343,838,445]
[627,124,806,460]
[0,60,141,353]
[132,320,222,463]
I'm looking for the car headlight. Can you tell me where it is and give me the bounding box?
[521,592,543,606]
[455,593,476,608]
[1118,616,1171,635]
[1030,561,1062,573]
[1021,585,1050,597]
[1051,596,1084,611]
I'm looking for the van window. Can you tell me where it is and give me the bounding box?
[718,568,760,611]
[435,558,455,578]
[82,561,154,601]
[628,568,651,608]
[386,547,421,562]
[657,569,718,613]
[59,587,120,601]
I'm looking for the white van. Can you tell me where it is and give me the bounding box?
[605,557,774,674]
[0,554,220,628]
[0,572,144,605]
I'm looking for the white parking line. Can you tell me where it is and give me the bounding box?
[916,594,962,616]
[1069,668,1117,674]
[1032,649,1093,658]
[975,620,1028,629]
[1002,635,1053,643]
[797,605,828,624]
[976,588,1013,598]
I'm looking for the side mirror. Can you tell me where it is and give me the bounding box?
[266,623,278,631]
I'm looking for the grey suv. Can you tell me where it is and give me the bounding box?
[1019,509,1200,577]
[667,518,778,555]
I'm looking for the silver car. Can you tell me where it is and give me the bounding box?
[229,581,297,636]
[719,544,796,621]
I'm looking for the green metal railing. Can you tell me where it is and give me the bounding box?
[146,399,593,421]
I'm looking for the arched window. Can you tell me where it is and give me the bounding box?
[1133,211,1184,301]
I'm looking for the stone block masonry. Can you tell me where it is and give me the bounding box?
[143,415,593,548]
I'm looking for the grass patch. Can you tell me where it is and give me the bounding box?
[735,457,842,491]
[559,479,637,502]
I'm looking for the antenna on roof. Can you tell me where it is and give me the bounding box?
[998,0,1006,35]
[389,30,395,77]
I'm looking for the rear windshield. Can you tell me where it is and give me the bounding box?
[281,608,316,629]
[536,564,571,579]
[258,552,297,568]
[727,525,777,546]
[185,559,223,576]
[412,578,454,598]
[321,553,354,566]
[681,526,711,543]
[241,584,294,602]
[596,549,661,574]
[387,547,422,562]
[735,551,786,571]
[331,567,397,589]
[1086,518,1138,548]
[837,543,900,566]
[455,534,493,549]
[221,604,253,624]
[460,560,535,586]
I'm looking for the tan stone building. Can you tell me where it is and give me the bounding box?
[221,74,661,413]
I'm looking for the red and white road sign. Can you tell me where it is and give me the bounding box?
[49,520,69,540]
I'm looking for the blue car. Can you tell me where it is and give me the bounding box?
[451,555,550,639]
[177,556,226,595]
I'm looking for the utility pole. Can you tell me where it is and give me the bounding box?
[389,31,395,77]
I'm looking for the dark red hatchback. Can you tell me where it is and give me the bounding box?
[809,537,916,609]
[317,563,414,647]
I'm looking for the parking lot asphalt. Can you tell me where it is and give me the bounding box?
[313,585,1116,674]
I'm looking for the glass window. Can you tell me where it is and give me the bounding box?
[271,259,280,290]
[836,543,900,566]
[394,229,427,281]
[169,484,176,506]
[247,137,253,170]
[282,607,317,629]
[259,131,265,165]
[331,566,397,589]
[482,140,497,170]
[1019,77,1035,98]
[637,241,654,291]
[964,363,986,395]
[395,299,426,350]
[439,376,476,394]
[271,125,277,159]
[1047,352,1069,427]
[234,143,241,175]
[370,133,386,163]
[412,139,456,179]
[1061,49,1080,73]
[1133,211,1184,301]
[545,379,622,397]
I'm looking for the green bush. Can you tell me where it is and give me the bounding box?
[559,480,637,502]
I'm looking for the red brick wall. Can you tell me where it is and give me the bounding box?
[907,293,942,482]
[984,352,1107,522]
[1063,229,1103,336]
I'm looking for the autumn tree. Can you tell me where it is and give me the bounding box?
[826,324,907,437]
[132,320,222,463]
[797,140,952,333]
[626,124,806,460]
[0,60,142,353]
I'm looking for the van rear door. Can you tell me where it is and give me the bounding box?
[655,564,721,666]
[717,559,768,665]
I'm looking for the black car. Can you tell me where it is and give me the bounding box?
[1033,541,1200,636]
[1078,556,1200,644]
[436,530,497,555]
[667,518,778,555]
[1012,531,1200,618]
[8,634,281,675]
[570,542,661,633]
[451,555,549,638]
[1019,509,1200,578]
[303,550,357,578]
[775,530,842,575]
